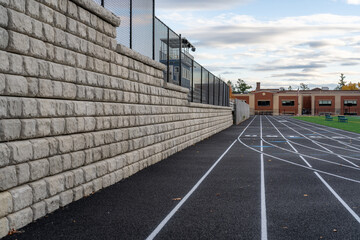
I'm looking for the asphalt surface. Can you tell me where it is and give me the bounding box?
[5,116,360,240]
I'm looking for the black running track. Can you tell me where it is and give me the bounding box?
[5,116,360,240]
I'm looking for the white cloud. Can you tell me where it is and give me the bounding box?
[347,0,360,5]
[156,0,252,10]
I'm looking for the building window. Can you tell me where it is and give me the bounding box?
[282,100,295,106]
[319,100,332,106]
[258,101,270,106]
[344,100,357,106]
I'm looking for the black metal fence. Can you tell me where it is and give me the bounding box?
[94,0,229,107]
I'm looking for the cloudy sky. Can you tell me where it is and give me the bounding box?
[155,0,360,90]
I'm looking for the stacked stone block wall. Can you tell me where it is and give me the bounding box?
[0,0,233,237]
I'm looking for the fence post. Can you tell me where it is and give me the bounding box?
[191,60,194,102]
[207,72,210,104]
[166,28,169,82]
[200,67,203,103]
[179,34,182,86]
[129,0,132,49]
[152,0,155,60]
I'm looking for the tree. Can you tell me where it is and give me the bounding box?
[234,78,252,93]
[299,83,309,90]
[336,73,347,90]
[341,82,359,90]
[227,80,235,92]
[279,87,285,91]
[288,86,293,90]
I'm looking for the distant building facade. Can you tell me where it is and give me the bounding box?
[232,82,360,115]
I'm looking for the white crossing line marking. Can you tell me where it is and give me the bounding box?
[265,135,278,137]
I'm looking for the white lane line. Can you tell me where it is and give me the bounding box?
[261,139,359,171]
[146,116,257,240]
[315,172,360,224]
[287,118,360,149]
[268,116,360,225]
[274,117,359,167]
[265,116,312,168]
[237,137,360,184]
[290,117,360,139]
[260,116,268,240]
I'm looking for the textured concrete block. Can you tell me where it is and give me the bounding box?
[22,98,37,117]
[65,117,77,134]
[36,119,51,136]
[54,11,66,29]
[8,53,23,74]
[7,30,29,53]
[82,182,92,197]
[67,1,78,19]
[62,154,72,171]
[32,19,43,40]
[58,136,73,153]
[0,51,9,72]
[45,195,59,213]
[45,175,64,196]
[62,82,76,99]
[24,58,39,76]
[54,46,65,63]
[8,10,31,35]
[102,174,111,188]
[0,144,10,167]
[66,33,80,51]
[30,159,49,181]
[29,180,47,202]
[0,217,9,239]
[31,201,46,220]
[5,75,28,95]
[73,134,85,151]
[29,38,46,58]
[72,186,83,201]
[78,7,90,25]
[65,50,76,66]
[38,99,56,116]
[7,97,22,117]
[0,166,17,191]
[7,141,33,163]
[70,151,85,168]
[31,139,49,159]
[7,207,33,230]
[39,79,53,97]
[9,0,26,12]
[9,185,33,212]
[47,137,58,156]
[42,23,54,42]
[26,0,40,18]
[0,74,4,95]
[0,119,21,141]
[82,165,96,182]
[39,4,53,24]
[16,163,30,185]
[59,190,73,207]
[54,28,66,47]
[0,5,8,28]
[49,63,64,80]
[48,156,63,175]
[72,169,84,186]
[51,118,65,135]
[0,192,12,218]
[93,178,102,192]
[63,171,74,189]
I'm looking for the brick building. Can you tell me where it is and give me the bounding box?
[232,82,360,115]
